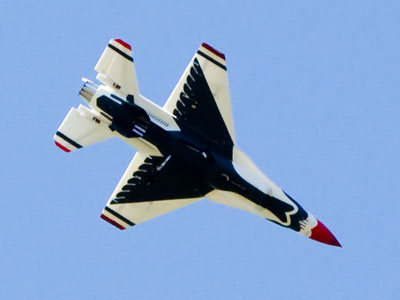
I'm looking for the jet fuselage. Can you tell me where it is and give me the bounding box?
[55,39,341,247]
[95,92,309,232]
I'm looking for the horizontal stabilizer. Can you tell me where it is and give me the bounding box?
[54,105,113,152]
[95,38,139,96]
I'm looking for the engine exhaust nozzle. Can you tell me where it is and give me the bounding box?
[79,78,99,103]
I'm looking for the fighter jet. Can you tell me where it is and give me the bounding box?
[54,38,341,247]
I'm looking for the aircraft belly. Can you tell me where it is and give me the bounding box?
[122,136,162,157]
[206,190,283,223]
[117,117,308,231]
[55,39,341,247]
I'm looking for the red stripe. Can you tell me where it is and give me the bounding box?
[114,39,132,51]
[55,141,71,153]
[101,214,125,230]
[201,43,225,60]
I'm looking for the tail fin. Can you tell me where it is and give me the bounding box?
[54,105,113,152]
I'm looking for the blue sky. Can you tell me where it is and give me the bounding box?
[1,1,399,299]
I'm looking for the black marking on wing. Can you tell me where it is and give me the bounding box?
[173,58,234,153]
[104,206,135,226]
[111,156,212,204]
[197,50,226,70]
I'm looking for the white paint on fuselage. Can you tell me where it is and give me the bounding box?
[231,147,300,227]
[134,94,180,131]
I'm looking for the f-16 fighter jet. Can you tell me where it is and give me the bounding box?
[54,39,341,247]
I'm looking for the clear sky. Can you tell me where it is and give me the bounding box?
[1,1,399,299]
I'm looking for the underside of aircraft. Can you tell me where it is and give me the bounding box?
[54,39,340,247]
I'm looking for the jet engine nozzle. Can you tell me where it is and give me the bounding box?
[79,78,99,103]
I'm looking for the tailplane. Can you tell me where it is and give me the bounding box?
[54,105,113,152]
[95,38,140,98]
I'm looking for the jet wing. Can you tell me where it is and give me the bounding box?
[94,38,140,96]
[164,43,235,153]
[101,152,212,229]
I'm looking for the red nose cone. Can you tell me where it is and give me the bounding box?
[310,220,341,247]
